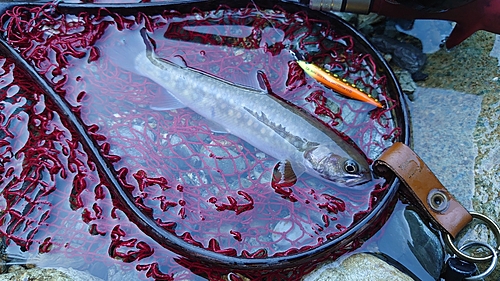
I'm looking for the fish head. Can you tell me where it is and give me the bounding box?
[304,145,372,187]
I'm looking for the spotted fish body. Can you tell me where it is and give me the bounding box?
[109,29,372,188]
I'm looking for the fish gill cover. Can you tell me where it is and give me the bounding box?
[0,2,403,280]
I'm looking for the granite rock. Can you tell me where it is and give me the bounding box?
[302,253,413,281]
[0,267,103,281]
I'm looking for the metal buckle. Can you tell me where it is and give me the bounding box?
[444,212,500,263]
[459,241,498,280]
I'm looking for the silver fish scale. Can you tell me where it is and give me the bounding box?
[132,48,369,183]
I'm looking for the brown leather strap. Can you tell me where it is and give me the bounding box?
[373,142,472,238]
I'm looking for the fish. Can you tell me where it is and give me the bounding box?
[103,28,372,188]
[297,60,384,108]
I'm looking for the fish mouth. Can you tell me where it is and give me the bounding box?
[343,170,372,187]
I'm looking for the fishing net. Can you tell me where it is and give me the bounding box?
[0,2,405,280]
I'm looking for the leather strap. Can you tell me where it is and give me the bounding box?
[373,142,472,238]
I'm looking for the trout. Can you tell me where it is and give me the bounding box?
[104,28,372,188]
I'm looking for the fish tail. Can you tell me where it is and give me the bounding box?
[101,28,154,74]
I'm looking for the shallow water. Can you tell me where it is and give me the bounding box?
[397,19,454,54]
[0,3,498,280]
[398,30,500,280]
[0,3,406,280]
[301,21,500,281]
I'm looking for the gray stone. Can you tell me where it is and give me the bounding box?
[302,253,413,281]
[369,35,427,77]
[0,267,103,281]
[393,69,418,98]
[376,208,443,280]
[407,88,483,210]
[301,206,444,280]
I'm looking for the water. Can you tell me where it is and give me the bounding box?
[0,2,410,280]
[396,19,454,54]
[290,12,500,281]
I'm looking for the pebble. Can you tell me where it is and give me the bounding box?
[393,69,418,99]
[302,253,413,281]
[0,267,104,281]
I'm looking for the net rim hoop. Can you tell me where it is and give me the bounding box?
[0,0,409,269]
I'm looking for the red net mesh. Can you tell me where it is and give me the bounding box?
[0,3,402,280]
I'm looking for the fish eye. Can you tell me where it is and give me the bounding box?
[343,160,359,174]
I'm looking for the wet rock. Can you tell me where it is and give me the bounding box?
[332,12,358,26]
[393,69,418,100]
[404,210,444,278]
[0,267,103,281]
[408,88,482,210]
[302,253,413,281]
[356,13,385,35]
[382,19,403,39]
[489,35,500,66]
[370,35,427,81]
[0,240,7,274]
[404,32,499,280]
[393,19,414,31]
[470,84,500,281]
[443,33,500,281]
[301,204,444,280]
[376,208,444,280]
[410,71,428,81]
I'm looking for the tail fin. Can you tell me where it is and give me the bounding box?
[100,28,154,74]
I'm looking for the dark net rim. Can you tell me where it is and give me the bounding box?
[0,0,409,270]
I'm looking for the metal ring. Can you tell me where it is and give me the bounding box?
[460,241,498,280]
[444,212,500,263]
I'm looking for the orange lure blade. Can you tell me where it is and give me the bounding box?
[297,61,383,108]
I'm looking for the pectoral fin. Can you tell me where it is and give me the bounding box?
[271,160,303,188]
[203,120,229,134]
[150,88,186,111]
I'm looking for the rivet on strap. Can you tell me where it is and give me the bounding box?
[373,142,472,238]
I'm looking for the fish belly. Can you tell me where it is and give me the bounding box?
[134,53,352,166]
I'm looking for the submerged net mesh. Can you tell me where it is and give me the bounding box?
[0,2,402,280]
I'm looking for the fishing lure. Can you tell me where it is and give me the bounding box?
[297,60,383,108]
